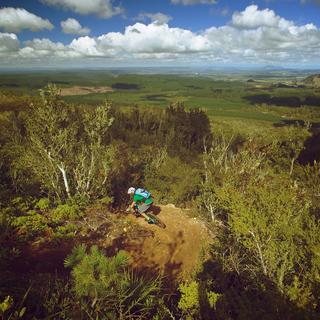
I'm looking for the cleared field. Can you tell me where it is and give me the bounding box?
[59,86,113,96]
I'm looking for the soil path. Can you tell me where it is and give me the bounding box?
[105,205,213,285]
[10,205,213,288]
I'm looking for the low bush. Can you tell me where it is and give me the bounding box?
[144,154,201,206]
[35,198,50,211]
[11,210,49,240]
[64,245,162,319]
[51,204,83,223]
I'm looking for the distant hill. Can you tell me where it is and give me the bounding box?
[304,74,320,87]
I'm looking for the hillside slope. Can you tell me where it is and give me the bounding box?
[13,205,213,289]
[100,205,213,287]
[304,74,320,87]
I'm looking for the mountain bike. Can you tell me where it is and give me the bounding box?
[126,206,166,229]
[144,211,166,229]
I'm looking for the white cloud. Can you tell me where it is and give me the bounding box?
[171,0,217,5]
[2,5,320,66]
[136,12,172,25]
[24,38,65,51]
[204,19,319,64]
[96,23,211,54]
[41,0,123,18]
[0,7,53,33]
[232,5,292,29]
[69,36,102,56]
[21,38,79,59]
[0,33,20,54]
[61,18,90,35]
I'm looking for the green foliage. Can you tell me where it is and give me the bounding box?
[0,91,31,112]
[65,245,161,319]
[216,169,319,303]
[207,291,221,310]
[52,203,82,223]
[145,152,201,205]
[1,74,320,320]
[97,195,114,206]
[35,197,50,211]
[0,274,74,320]
[0,296,13,313]
[0,196,82,245]
[0,287,30,320]
[93,195,114,210]
[54,223,78,240]
[67,245,129,297]
[0,208,12,240]
[178,280,221,319]
[21,85,115,201]
[110,103,212,155]
[198,133,320,318]
[178,281,200,317]
[0,295,26,320]
[164,103,212,154]
[64,243,87,268]
[10,196,36,215]
[11,210,48,239]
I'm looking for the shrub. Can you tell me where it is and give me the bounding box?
[11,210,48,240]
[96,195,114,207]
[178,281,200,318]
[178,280,221,319]
[144,155,201,205]
[10,196,36,215]
[54,224,78,240]
[65,245,161,319]
[52,204,82,223]
[35,198,50,211]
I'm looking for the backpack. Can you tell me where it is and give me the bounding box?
[134,188,151,199]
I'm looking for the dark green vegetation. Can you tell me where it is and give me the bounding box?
[1,71,320,319]
[1,70,320,124]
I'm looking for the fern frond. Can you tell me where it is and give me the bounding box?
[120,271,161,316]
[64,243,87,268]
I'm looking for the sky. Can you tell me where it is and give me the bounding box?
[0,0,320,68]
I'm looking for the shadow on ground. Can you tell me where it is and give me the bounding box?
[197,259,317,320]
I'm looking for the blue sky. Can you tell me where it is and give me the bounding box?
[0,0,320,67]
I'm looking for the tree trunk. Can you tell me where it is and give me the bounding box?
[57,164,71,198]
[289,157,295,176]
[249,231,268,276]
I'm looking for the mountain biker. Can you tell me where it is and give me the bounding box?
[127,187,154,223]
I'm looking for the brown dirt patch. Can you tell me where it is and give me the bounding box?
[9,205,213,290]
[59,86,113,96]
[102,205,213,287]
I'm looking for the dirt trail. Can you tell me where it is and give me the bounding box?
[105,205,213,284]
[11,205,213,287]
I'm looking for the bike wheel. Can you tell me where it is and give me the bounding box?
[147,213,166,229]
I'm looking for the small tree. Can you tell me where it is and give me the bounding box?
[64,245,161,319]
[72,105,114,198]
[23,85,114,201]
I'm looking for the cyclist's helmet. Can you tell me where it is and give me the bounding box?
[128,187,136,194]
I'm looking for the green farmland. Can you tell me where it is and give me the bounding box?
[0,70,320,126]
